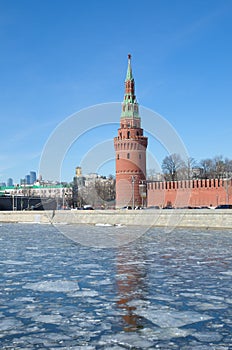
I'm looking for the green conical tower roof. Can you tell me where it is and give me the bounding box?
[120,54,140,123]
[126,54,133,81]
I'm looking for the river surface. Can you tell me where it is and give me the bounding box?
[0,223,232,349]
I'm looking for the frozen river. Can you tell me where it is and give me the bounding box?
[0,223,232,349]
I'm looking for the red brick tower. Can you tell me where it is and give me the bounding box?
[114,54,148,208]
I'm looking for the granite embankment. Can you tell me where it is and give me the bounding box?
[0,209,232,229]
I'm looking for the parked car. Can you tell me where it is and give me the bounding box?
[163,205,173,209]
[83,205,94,210]
[145,206,160,210]
[215,204,232,209]
[135,206,143,210]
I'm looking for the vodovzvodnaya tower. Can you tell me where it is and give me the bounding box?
[114,55,148,208]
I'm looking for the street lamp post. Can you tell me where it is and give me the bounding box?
[226,177,231,205]
[131,176,135,209]
[139,180,147,208]
[224,173,232,205]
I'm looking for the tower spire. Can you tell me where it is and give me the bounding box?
[126,53,133,81]
[121,53,139,125]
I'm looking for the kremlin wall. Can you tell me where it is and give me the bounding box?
[147,178,232,208]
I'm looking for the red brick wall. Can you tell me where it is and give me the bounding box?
[147,179,232,208]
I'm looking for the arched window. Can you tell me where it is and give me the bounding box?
[127,153,130,159]
[117,154,119,160]
[127,131,130,139]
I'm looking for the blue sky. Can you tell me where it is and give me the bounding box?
[0,0,232,184]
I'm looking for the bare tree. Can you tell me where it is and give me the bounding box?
[213,155,226,179]
[225,158,232,177]
[162,154,185,181]
[199,158,214,179]
[160,155,232,181]
[186,157,197,179]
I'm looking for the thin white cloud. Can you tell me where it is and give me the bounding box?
[7,120,57,144]
[170,5,229,48]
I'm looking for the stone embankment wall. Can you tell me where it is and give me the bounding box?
[0,210,232,229]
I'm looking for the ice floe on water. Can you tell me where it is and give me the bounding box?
[190,301,228,311]
[68,289,99,298]
[0,317,23,333]
[95,223,114,227]
[23,280,79,292]
[99,332,154,348]
[140,326,194,340]
[33,313,64,324]
[134,306,213,328]
[193,331,223,342]
[0,259,29,265]
[220,270,232,276]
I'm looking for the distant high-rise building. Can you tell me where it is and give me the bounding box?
[20,178,26,185]
[7,178,13,187]
[30,171,36,184]
[0,182,6,187]
[25,175,30,185]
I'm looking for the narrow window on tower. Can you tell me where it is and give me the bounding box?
[127,131,130,138]
[139,154,141,159]
[127,153,130,159]
[117,154,119,160]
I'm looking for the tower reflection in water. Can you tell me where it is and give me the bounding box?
[116,244,147,332]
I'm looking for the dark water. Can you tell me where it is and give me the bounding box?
[0,223,232,349]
